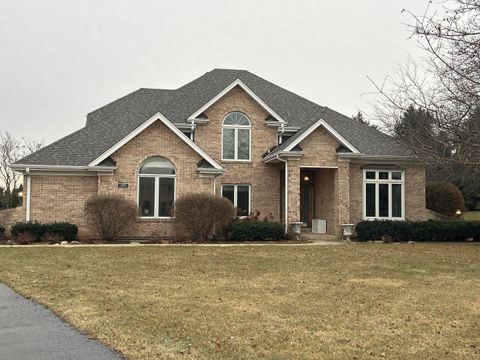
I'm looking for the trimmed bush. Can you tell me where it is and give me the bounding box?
[0,224,5,240]
[84,194,138,240]
[10,221,78,242]
[174,193,235,242]
[224,221,285,241]
[356,219,480,242]
[426,181,465,216]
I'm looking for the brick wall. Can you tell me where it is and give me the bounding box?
[29,175,98,237]
[196,86,281,221]
[102,120,214,238]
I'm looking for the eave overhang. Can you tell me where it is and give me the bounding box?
[9,164,117,174]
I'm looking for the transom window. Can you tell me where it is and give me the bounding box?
[221,184,251,217]
[138,156,176,218]
[222,112,251,161]
[363,170,404,220]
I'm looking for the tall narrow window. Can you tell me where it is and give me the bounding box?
[221,184,251,217]
[363,170,404,220]
[138,157,176,218]
[222,112,251,161]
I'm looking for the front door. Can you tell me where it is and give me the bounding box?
[300,171,316,227]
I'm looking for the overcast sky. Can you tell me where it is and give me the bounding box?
[0,0,429,145]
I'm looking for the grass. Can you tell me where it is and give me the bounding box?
[0,244,479,359]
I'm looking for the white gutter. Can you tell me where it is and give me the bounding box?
[9,164,116,172]
[25,167,31,222]
[276,155,289,234]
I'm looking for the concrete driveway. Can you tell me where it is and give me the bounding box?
[0,284,123,360]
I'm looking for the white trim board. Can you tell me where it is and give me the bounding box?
[299,165,339,169]
[187,79,287,124]
[88,112,223,170]
[283,119,360,154]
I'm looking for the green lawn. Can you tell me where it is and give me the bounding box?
[0,244,479,359]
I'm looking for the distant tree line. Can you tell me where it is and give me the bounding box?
[368,0,480,209]
[0,131,43,209]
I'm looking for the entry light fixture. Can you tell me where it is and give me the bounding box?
[304,175,309,182]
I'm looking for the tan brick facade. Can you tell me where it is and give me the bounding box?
[196,86,281,221]
[29,175,98,237]
[21,87,427,239]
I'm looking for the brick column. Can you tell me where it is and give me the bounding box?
[287,159,301,226]
[335,159,350,235]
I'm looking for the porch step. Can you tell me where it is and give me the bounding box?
[300,231,340,242]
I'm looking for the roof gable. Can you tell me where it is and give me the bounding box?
[89,112,223,170]
[187,79,286,123]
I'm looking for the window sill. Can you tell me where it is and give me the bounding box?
[363,217,405,221]
[221,159,252,163]
[137,217,175,222]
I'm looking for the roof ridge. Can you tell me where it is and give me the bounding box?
[86,88,144,118]
[241,70,326,111]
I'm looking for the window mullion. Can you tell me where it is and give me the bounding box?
[375,182,379,218]
[234,128,238,160]
[154,177,159,218]
[388,183,392,218]
[233,185,238,207]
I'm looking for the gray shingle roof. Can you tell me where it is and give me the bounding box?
[15,69,412,166]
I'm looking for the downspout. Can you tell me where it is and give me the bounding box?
[190,119,196,141]
[25,167,31,222]
[279,123,285,144]
[276,155,288,234]
[212,173,223,239]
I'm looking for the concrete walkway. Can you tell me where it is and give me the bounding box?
[0,284,123,360]
[0,240,343,248]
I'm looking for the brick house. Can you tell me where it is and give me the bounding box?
[10,69,426,238]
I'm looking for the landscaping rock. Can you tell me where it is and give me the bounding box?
[6,240,14,245]
[408,241,416,244]
[71,241,80,245]
[60,241,69,245]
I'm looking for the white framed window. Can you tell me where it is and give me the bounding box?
[222,112,251,161]
[221,184,251,216]
[138,156,176,218]
[363,169,405,220]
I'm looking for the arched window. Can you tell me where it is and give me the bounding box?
[138,156,176,218]
[222,112,251,161]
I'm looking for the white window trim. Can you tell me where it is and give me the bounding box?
[221,113,252,162]
[138,173,176,219]
[362,169,405,220]
[221,184,252,216]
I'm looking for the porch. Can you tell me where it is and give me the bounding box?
[279,161,351,236]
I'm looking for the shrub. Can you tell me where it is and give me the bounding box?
[174,193,235,242]
[426,181,465,216]
[224,221,285,241]
[11,221,78,242]
[355,219,480,242]
[15,232,34,245]
[0,224,5,240]
[84,194,138,240]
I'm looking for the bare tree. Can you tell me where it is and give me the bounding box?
[0,131,43,208]
[370,0,480,206]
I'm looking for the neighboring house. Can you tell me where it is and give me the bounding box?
[10,69,426,238]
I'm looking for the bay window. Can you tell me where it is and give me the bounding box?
[363,170,404,220]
